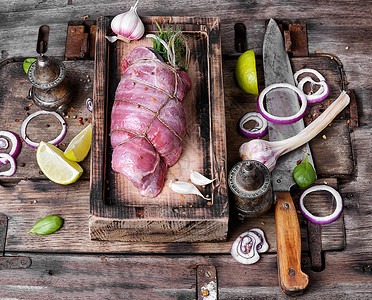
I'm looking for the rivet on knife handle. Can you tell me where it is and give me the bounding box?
[275,192,309,295]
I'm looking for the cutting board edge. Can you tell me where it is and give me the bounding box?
[89,214,229,243]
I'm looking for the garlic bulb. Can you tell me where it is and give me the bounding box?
[168,181,211,200]
[110,0,145,42]
[190,170,215,186]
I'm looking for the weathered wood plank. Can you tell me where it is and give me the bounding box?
[0,177,344,253]
[218,250,372,299]
[339,128,372,257]
[0,251,370,299]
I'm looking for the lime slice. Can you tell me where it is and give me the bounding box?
[64,124,92,162]
[235,50,259,96]
[37,141,83,185]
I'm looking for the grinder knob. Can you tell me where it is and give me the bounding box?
[235,161,264,191]
[33,55,59,84]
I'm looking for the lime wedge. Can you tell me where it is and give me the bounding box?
[235,50,259,96]
[37,141,83,185]
[64,124,92,162]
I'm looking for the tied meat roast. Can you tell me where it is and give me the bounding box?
[110,47,192,197]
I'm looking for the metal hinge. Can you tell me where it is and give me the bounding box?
[283,23,308,57]
[197,265,217,300]
[234,21,308,57]
[266,20,309,57]
[0,213,31,270]
[64,20,97,60]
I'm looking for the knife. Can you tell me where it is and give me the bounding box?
[263,19,312,295]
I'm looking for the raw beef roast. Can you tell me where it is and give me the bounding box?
[110,47,192,197]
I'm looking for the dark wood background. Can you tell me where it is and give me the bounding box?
[0,0,371,298]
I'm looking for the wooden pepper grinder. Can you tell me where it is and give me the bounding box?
[27,54,71,112]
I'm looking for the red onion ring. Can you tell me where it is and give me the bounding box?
[0,153,16,176]
[299,185,343,225]
[231,231,261,264]
[257,83,308,124]
[239,112,268,138]
[297,76,330,103]
[86,97,93,112]
[20,110,67,149]
[294,68,329,103]
[249,228,269,253]
[294,68,326,86]
[0,137,8,149]
[0,131,22,165]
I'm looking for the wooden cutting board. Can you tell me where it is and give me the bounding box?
[89,16,229,242]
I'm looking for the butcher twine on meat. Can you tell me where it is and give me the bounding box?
[110,46,192,197]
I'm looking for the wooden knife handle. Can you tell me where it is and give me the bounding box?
[275,191,309,296]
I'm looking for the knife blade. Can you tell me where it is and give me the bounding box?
[263,19,312,295]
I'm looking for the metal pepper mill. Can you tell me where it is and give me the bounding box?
[28,54,71,112]
[228,160,273,221]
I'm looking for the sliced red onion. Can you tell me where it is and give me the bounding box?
[294,68,326,86]
[297,76,325,95]
[0,153,16,176]
[0,137,8,149]
[299,185,343,225]
[297,76,330,103]
[0,131,22,165]
[294,68,329,103]
[239,112,268,138]
[249,228,269,253]
[257,83,308,124]
[231,231,261,264]
[86,97,93,112]
[20,110,67,149]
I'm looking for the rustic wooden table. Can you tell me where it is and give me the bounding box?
[0,1,371,299]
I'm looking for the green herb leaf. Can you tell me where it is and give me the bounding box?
[293,155,316,188]
[27,215,64,235]
[152,22,189,71]
[155,21,163,34]
[23,58,37,74]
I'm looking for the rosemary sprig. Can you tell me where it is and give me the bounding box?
[152,21,189,71]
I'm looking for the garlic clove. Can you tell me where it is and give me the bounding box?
[129,17,145,40]
[190,170,215,186]
[168,180,211,200]
[105,35,118,43]
[110,0,145,42]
